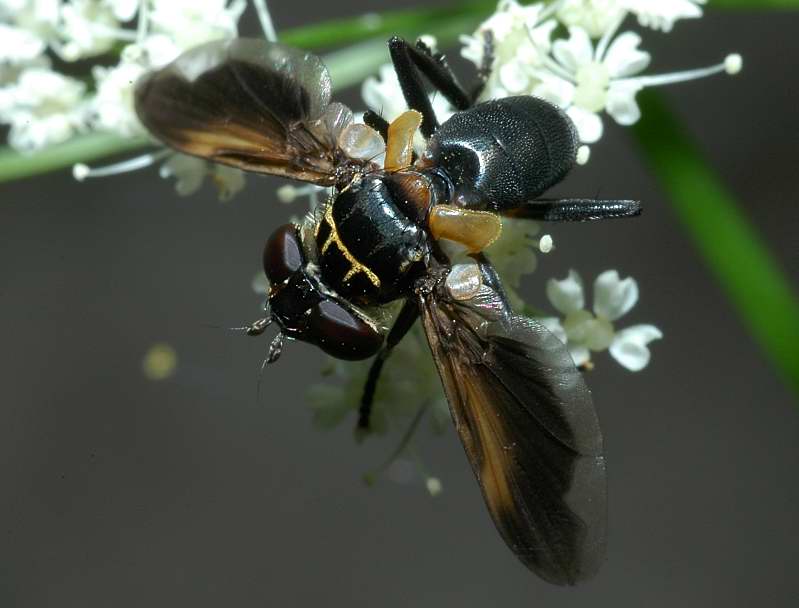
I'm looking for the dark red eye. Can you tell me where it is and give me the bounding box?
[308,299,383,360]
[263,224,305,285]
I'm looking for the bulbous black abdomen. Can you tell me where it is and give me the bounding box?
[425,96,578,210]
[315,174,428,304]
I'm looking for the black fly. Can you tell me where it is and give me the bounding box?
[134,36,640,585]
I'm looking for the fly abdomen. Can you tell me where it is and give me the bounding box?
[423,96,578,210]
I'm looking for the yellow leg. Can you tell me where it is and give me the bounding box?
[428,205,502,253]
[384,110,423,172]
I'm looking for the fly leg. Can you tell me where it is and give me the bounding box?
[497,198,642,222]
[387,36,472,138]
[470,30,495,103]
[358,298,420,433]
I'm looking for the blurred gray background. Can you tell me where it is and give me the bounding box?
[1,3,797,606]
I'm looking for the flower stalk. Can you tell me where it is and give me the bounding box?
[632,90,799,399]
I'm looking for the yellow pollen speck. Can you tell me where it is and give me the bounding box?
[142,343,178,381]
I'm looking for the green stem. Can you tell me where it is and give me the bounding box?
[632,91,799,400]
[0,133,150,183]
[712,0,799,8]
[280,0,493,49]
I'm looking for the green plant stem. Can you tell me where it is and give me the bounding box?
[0,133,150,183]
[280,0,493,49]
[632,91,799,400]
[713,0,799,8]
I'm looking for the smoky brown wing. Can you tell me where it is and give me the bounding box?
[419,287,607,585]
[134,38,338,184]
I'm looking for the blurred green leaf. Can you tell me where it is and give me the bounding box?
[280,0,492,48]
[632,91,799,400]
[713,0,799,8]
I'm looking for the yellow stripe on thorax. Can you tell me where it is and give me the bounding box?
[321,204,381,288]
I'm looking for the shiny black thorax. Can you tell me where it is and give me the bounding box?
[315,172,433,306]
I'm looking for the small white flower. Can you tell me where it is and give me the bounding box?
[3,0,60,49]
[362,62,455,125]
[556,0,625,38]
[0,66,87,151]
[556,0,705,36]
[276,183,328,213]
[90,59,147,135]
[87,33,181,136]
[361,52,454,153]
[533,25,740,143]
[66,0,257,201]
[542,269,662,371]
[361,64,412,122]
[149,0,246,50]
[59,0,121,61]
[461,0,557,99]
[0,23,47,64]
[157,152,245,200]
[623,0,706,33]
[160,153,208,196]
[0,54,49,87]
[104,0,139,22]
[533,26,649,142]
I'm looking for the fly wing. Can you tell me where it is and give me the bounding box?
[134,38,342,184]
[418,265,606,585]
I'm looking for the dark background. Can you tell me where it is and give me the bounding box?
[1,3,797,606]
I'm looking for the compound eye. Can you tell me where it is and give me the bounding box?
[263,224,304,285]
[308,299,383,361]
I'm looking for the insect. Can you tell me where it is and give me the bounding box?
[134,36,640,585]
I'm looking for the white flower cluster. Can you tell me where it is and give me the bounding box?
[0,0,252,198]
[541,269,661,371]
[458,0,739,146]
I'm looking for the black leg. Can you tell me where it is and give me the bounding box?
[357,298,420,431]
[411,39,472,111]
[388,36,471,138]
[363,110,389,142]
[470,30,495,103]
[499,198,642,222]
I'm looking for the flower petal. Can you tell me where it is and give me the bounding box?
[609,324,663,371]
[159,153,207,196]
[553,26,593,74]
[622,0,705,33]
[0,24,46,64]
[603,31,650,78]
[499,60,532,94]
[546,270,585,315]
[593,270,638,321]
[538,316,568,344]
[557,0,626,38]
[606,82,643,126]
[569,345,591,368]
[566,105,603,143]
[532,74,575,109]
